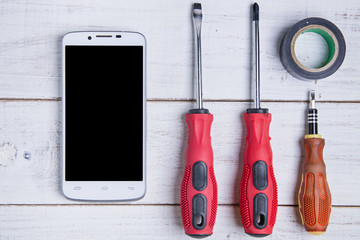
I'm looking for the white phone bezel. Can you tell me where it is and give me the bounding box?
[61,31,146,201]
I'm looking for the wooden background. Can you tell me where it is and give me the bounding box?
[0,0,359,239]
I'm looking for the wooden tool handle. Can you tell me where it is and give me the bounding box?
[299,137,331,234]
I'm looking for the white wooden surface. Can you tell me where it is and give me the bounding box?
[0,0,359,239]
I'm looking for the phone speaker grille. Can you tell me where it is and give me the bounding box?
[96,35,112,38]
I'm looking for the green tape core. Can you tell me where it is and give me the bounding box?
[302,28,336,67]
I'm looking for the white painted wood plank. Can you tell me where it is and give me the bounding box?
[0,0,358,100]
[0,100,61,202]
[0,205,358,240]
[0,101,358,205]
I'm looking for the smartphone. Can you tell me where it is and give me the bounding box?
[61,31,146,201]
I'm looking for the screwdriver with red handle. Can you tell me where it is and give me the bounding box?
[298,91,331,234]
[180,3,218,238]
[239,3,278,237]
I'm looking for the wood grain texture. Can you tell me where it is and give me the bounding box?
[0,0,358,100]
[0,205,358,240]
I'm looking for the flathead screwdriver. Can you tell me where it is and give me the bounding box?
[239,3,278,236]
[298,91,331,234]
[180,3,218,238]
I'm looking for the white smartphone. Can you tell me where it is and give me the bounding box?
[61,31,146,201]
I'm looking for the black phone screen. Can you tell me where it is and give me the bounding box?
[65,46,143,181]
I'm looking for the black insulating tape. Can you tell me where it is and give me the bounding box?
[280,17,346,81]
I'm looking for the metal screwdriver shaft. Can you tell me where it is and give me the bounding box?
[308,91,318,135]
[193,3,203,110]
[253,3,260,109]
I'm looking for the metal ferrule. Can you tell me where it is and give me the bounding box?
[308,108,318,135]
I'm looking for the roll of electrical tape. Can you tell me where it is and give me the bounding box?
[280,17,346,81]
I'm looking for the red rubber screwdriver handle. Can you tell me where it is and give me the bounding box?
[239,112,278,236]
[181,113,218,237]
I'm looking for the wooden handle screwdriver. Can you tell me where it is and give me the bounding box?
[298,91,332,234]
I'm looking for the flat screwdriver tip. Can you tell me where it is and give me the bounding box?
[253,3,259,21]
[309,90,316,109]
[193,3,202,16]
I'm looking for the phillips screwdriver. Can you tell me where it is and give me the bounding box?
[239,3,278,236]
[180,3,218,238]
[298,91,331,234]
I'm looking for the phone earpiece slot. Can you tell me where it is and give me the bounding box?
[96,35,112,38]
